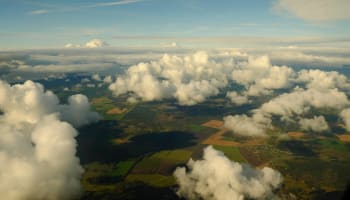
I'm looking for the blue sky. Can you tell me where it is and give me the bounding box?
[1,0,350,49]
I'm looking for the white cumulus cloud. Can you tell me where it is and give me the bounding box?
[85,39,108,48]
[260,88,349,121]
[226,91,250,105]
[64,39,108,49]
[231,55,295,96]
[223,114,266,137]
[174,146,283,200]
[0,80,100,200]
[340,109,350,131]
[109,51,233,105]
[299,116,329,132]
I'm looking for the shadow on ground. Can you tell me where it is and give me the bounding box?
[77,120,197,164]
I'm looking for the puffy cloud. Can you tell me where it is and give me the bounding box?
[85,39,108,48]
[106,50,350,137]
[64,39,108,49]
[340,109,350,131]
[103,75,113,84]
[109,49,350,110]
[0,80,99,127]
[223,115,266,137]
[0,80,99,200]
[273,0,350,22]
[174,146,283,200]
[231,55,295,96]
[109,51,299,105]
[299,116,329,132]
[91,74,101,81]
[109,51,233,105]
[60,94,101,127]
[109,70,173,102]
[260,88,349,121]
[174,80,220,106]
[226,91,249,105]
[297,69,350,90]
[0,80,59,124]
[0,115,83,200]
[224,87,349,137]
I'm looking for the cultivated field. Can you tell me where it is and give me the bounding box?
[201,120,264,147]
[287,132,305,139]
[336,134,350,142]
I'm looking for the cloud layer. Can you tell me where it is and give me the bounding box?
[274,0,350,22]
[109,51,232,105]
[224,87,350,136]
[65,39,109,49]
[2,48,350,137]
[174,146,283,200]
[108,50,350,136]
[1,47,350,81]
[0,80,99,200]
[108,51,297,105]
[299,116,329,132]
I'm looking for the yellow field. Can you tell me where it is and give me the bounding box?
[287,132,305,139]
[201,120,264,147]
[336,134,350,142]
[201,120,224,129]
[106,107,128,115]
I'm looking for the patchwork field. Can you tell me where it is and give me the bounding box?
[288,132,305,139]
[92,96,134,120]
[125,174,176,188]
[79,96,350,200]
[201,120,265,147]
[337,134,350,142]
[131,149,192,175]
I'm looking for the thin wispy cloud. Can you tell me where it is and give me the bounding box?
[110,35,350,47]
[273,0,350,22]
[28,0,144,15]
[86,0,144,8]
[29,9,49,15]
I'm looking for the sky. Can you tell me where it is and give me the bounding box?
[2,1,350,200]
[1,0,350,49]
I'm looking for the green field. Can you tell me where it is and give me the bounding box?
[189,124,206,132]
[151,150,193,163]
[81,162,116,192]
[92,97,115,112]
[79,93,350,200]
[111,160,137,177]
[213,146,247,163]
[318,139,348,152]
[131,149,192,174]
[125,174,176,188]
[92,96,134,120]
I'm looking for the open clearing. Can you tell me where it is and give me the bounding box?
[125,174,176,188]
[201,120,224,129]
[201,120,264,147]
[113,138,130,144]
[287,132,305,139]
[106,107,128,115]
[336,134,350,142]
[213,145,247,163]
[202,129,241,146]
[131,149,192,175]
